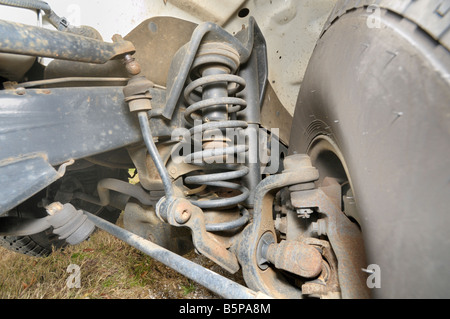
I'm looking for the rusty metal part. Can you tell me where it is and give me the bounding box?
[123,201,193,256]
[0,20,135,64]
[120,45,155,113]
[43,17,197,86]
[301,238,341,298]
[174,204,191,224]
[124,16,198,86]
[123,75,154,112]
[127,143,175,192]
[44,59,129,84]
[6,77,130,89]
[290,177,371,299]
[237,154,320,298]
[122,54,141,76]
[175,35,253,229]
[264,240,323,279]
[157,196,240,274]
[180,42,251,214]
[257,231,323,279]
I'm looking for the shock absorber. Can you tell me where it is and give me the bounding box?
[181,42,250,232]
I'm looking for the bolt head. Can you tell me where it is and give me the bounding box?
[175,208,191,224]
[45,202,64,216]
[15,87,26,95]
[311,219,327,236]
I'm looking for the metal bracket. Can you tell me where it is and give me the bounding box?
[237,154,320,298]
[290,177,371,299]
[0,154,73,216]
[156,196,240,274]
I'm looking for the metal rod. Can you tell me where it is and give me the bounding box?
[13,77,130,88]
[137,111,174,198]
[84,211,268,299]
[0,20,135,63]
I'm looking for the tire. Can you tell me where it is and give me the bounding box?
[0,165,128,257]
[0,229,63,257]
[289,0,450,298]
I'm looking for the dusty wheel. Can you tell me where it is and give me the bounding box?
[289,1,450,298]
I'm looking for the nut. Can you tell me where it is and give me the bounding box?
[15,87,26,95]
[311,219,327,236]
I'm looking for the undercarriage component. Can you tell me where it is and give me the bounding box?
[300,238,340,298]
[0,10,361,299]
[84,209,270,299]
[0,154,73,216]
[123,75,154,112]
[0,86,164,215]
[42,16,197,88]
[161,18,257,120]
[237,154,368,298]
[0,19,135,64]
[257,235,323,279]
[123,201,193,256]
[0,202,94,245]
[156,196,240,274]
[0,0,447,300]
[290,178,370,299]
[179,39,250,228]
[121,19,268,276]
[137,111,176,199]
[72,178,159,211]
[237,154,320,298]
[0,86,166,167]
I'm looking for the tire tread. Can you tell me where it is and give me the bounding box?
[0,235,51,257]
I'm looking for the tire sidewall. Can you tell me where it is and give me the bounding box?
[289,8,450,298]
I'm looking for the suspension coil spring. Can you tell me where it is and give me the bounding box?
[182,42,250,232]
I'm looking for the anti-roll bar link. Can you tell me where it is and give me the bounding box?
[84,210,271,299]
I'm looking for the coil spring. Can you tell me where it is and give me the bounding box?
[182,42,250,232]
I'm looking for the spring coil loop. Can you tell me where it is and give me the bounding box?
[181,42,250,231]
